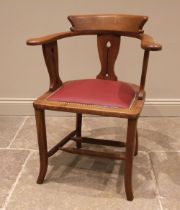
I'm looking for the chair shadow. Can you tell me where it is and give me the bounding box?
[45,125,180,199]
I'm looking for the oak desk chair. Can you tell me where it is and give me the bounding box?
[27,14,161,201]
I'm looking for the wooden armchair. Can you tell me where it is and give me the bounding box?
[27,14,162,201]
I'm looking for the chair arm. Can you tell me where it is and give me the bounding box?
[26,31,80,46]
[140,34,162,51]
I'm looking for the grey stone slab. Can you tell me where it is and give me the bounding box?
[82,117,180,152]
[160,198,180,210]
[11,116,76,150]
[11,116,180,153]
[12,117,180,151]
[0,149,29,208]
[150,152,180,210]
[141,117,180,139]
[137,117,180,152]
[6,151,160,210]
[0,116,25,148]
[83,117,127,140]
[11,116,126,150]
[84,117,180,152]
[150,152,180,198]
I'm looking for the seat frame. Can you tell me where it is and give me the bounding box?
[27,14,161,201]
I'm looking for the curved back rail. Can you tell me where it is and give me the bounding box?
[27,14,162,98]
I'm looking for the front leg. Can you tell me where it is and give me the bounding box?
[34,107,48,184]
[124,118,137,201]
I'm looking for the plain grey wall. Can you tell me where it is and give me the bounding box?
[0,0,179,115]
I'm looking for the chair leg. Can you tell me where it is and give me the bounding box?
[134,128,138,156]
[76,113,82,148]
[34,108,48,184]
[124,118,137,201]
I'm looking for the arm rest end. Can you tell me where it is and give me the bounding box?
[141,34,162,51]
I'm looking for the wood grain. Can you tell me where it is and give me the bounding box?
[33,83,143,119]
[68,14,148,34]
[60,147,125,160]
[42,41,62,91]
[71,136,126,147]
[138,50,150,99]
[34,108,48,184]
[96,34,120,80]
[75,113,82,148]
[27,14,162,201]
[48,130,76,157]
[140,34,162,51]
[124,118,137,201]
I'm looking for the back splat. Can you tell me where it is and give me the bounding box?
[96,34,121,81]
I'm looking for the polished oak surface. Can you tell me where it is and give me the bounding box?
[27,14,162,201]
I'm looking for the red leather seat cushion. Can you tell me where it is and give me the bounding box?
[48,79,136,109]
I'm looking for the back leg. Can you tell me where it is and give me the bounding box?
[134,128,138,156]
[76,113,82,148]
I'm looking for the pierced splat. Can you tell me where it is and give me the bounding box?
[96,34,120,80]
[27,14,162,202]
[42,41,62,91]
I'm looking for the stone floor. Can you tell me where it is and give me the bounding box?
[0,116,180,210]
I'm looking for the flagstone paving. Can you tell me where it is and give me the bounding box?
[0,116,179,210]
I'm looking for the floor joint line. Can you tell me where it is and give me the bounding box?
[7,116,29,148]
[148,152,164,210]
[0,147,37,151]
[2,151,33,209]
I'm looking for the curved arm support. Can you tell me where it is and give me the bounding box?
[26,31,82,46]
[42,41,62,91]
[140,34,162,51]
[138,50,150,99]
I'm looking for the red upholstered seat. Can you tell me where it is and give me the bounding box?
[48,79,136,109]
